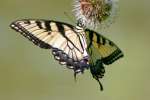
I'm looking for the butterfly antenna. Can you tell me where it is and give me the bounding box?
[64,12,75,24]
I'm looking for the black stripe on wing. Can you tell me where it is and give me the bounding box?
[102,48,123,64]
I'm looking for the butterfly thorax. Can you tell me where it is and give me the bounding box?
[74,25,84,33]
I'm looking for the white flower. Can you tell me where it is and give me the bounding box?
[73,0,118,30]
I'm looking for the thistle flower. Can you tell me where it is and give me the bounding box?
[73,0,118,30]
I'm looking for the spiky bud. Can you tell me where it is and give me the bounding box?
[73,0,118,30]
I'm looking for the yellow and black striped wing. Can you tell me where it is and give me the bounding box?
[10,19,89,73]
[85,29,123,65]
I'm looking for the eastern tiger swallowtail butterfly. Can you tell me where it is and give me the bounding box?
[10,19,123,90]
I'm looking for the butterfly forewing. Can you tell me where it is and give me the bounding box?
[85,29,123,65]
[10,19,89,73]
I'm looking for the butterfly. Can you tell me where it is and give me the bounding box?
[10,19,123,90]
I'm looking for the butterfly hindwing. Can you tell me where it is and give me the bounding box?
[10,19,89,73]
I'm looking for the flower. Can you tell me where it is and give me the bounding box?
[73,0,118,30]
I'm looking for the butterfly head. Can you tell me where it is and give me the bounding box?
[77,18,86,28]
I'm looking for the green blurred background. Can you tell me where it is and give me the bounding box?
[0,0,150,100]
